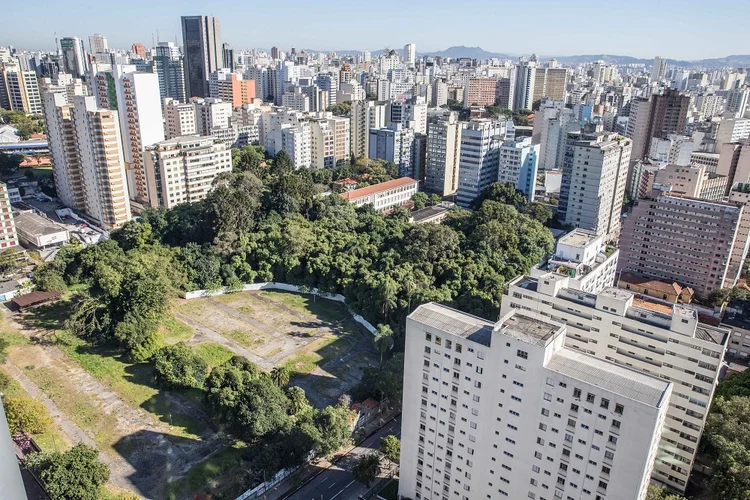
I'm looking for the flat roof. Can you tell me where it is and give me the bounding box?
[409,302,494,347]
[14,212,68,237]
[411,204,450,223]
[547,349,671,408]
[558,229,597,248]
[499,312,562,346]
[340,177,417,201]
[599,287,634,301]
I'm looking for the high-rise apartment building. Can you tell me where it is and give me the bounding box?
[0,183,19,249]
[222,42,234,71]
[88,34,108,59]
[626,91,690,167]
[89,63,120,111]
[558,130,631,239]
[502,274,728,493]
[535,103,579,171]
[389,99,427,135]
[498,124,540,201]
[1,68,42,114]
[403,43,416,67]
[618,193,745,296]
[163,98,197,139]
[725,87,749,119]
[456,119,504,207]
[181,15,222,98]
[115,69,165,205]
[400,302,673,500]
[44,92,131,228]
[513,60,537,111]
[351,100,387,159]
[717,139,750,191]
[209,70,256,108]
[328,115,350,166]
[143,135,231,208]
[153,41,186,104]
[309,118,334,169]
[424,111,463,196]
[651,56,667,82]
[652,164,727,201]
[727,184,750,287]
[369,123,415,177]
[316,73,338,105]
[714,118,750,151]
[59,37,87,78]
[463,78,499,108]
[532,67,569,102]
[625,96,653,163]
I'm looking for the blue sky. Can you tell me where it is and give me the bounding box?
[3,0,747,59]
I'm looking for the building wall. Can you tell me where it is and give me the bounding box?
[456,119,504,207]
[425,111,462,196]
[0,184,18,249]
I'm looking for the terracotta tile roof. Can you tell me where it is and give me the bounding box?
[340,177,417,201]
[619,272,686,296]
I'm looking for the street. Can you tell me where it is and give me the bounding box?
[283,415,402,500]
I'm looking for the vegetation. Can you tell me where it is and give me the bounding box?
[380,434,400,463]
[0,109,44,140]
[703,286,750,307]
[352,452,381,486]
[645,485,687,500]
[326,101,352,117]
[153,342,208,389]
[3,394,52,434]
[26,444,110,500]
[0,151,22,176]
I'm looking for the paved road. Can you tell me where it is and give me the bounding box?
[284,416,402,500]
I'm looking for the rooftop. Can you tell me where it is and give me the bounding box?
[558,229,597,249]
[632,297,673,315]
[619,272,693,298]
[547,349,671,408]
[410,204,451,223]
[14,212,68,237]
[598,287,633,302]
[498,312,562,346]
[340,177,417,201]
[409,303,494,347]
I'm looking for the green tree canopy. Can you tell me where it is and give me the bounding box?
[26,444,110,500]
[352,452,381,486]
[3,395,52,434]
[380,434,400,463]
[153,342,208,389]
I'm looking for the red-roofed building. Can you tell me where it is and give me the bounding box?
[339,177,418,212]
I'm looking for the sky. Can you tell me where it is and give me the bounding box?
[3,0,748,60]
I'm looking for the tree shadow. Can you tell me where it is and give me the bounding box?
[16,299,72,331]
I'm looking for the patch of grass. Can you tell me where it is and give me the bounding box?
[281,336,351,377]
[24,300,71,332]
[193,342,235,369]
[160,316,194,344]
[260,291,348,322]
[164,443,248,500]
[53,331,205,438]
[0,328,30,347]
[0,367,69,452]
[223,329,257,348]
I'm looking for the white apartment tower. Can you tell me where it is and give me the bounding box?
[651,57,668,83]
[502,275,729,493]
[456,119,504,207]
[498,133,540,202]
[404,43,417,67]
[115,69,165,206]
[351,100,387,159]
[400,303,672,500]
[44,92,131,228]
[558,130,632,239]
[513,60,537,111]
[1,68,43,115]
[425,111,463,196]
[0,183,19,249]
[163,98,197,139]
[143,135,231,208]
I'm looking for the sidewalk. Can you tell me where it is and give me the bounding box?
[265,407,401,500]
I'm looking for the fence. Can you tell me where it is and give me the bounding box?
[183,282,377,333]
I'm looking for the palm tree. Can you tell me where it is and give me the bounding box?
[270,366,291,387]
[373,324,394,370]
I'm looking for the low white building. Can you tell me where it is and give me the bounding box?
[339,177,417,212]
[14,212,68,249]
[400,303,672,500]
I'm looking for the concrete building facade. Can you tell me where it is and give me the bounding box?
[424,111,463,196]
[456,119,504,207]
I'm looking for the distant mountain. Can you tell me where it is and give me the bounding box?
[421,46,515,60]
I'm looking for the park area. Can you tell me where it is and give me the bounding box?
[0,289,379,499]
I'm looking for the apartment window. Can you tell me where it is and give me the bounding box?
[586,393,595,403]
[426,333,432,342]
[517,349,528,359]
[612,420,621,430]
[600,399,609,410]
[608,436,618,445]
[573,388,581,398]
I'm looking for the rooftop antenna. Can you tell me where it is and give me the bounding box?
[156,28,160,43]
[54,32,60,55]
[152,32,156,48]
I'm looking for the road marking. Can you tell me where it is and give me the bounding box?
[330,480,356,499]
[328,482,337,489]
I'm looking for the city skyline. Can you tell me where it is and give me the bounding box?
[3,0,749,60]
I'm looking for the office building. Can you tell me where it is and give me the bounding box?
[424,111,463,196]
[163,98,197,139]
[340,177,418,212]
[351,100,387,159]
[400,302,673,500]
[1,68,42,114]
[403,43,416,67]
[88,34,108,55]
[502,275,728,493]
[618,193,745,296]
[316,73,338,105]
[59,37,87,78]
[222,43,234,71]
[369,123,415,177]
[153,41,186,104]
[651,56,667,82]
[115,69,165,205]
[498,127,540,201]
[143,135,231,208]
[456,119,504,207]
[558,130,631,239]
[690,152,720,173]
[0,183,18,249]
[181,15,222,98]
[530,228,618,294]
[43,92,131,228]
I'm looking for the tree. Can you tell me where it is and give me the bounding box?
[380,434,400,463]
[412,192,427,210]
[472,182,528,210]
[0,151,22,176]
[271,150,294,176]
[153,342,208,389]
[314,404,352,457]
[645,485,687,500]
[0,248,23,275]
[287,386,311,415]
[703,396,750,498]
[428,193,443,206]
[352,452,381,486]
[3,395,52,434]
[24,169,36,180]
[373,324,394,369]
[522,202,553,224]
[26,444,110,500]
[270,366,291,387]
[359,353,404,404]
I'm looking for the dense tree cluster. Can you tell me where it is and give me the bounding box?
[0,110,45,140]
[153,342,208,389]
[326,102,352,117]
[26,444,110,500]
